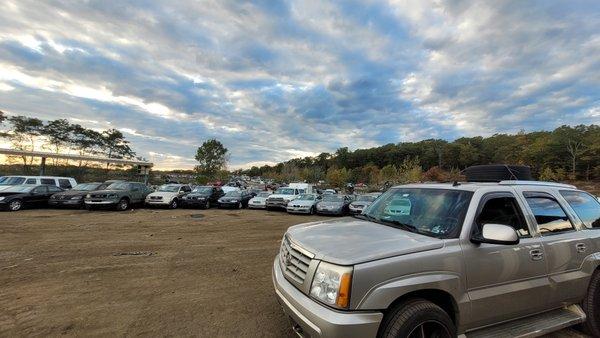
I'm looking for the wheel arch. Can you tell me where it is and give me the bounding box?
[383,289,459,326]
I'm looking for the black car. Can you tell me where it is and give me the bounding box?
[49,182,110,208]
[217,190,253,208]
[182,186,224,209]
[0,184,64,211]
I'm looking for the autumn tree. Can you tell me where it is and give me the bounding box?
[194,139,229,181]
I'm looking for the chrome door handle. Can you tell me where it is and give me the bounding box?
[530,249,544,261]
[576,243,587,253]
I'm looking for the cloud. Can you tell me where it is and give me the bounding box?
[0,0,598,169]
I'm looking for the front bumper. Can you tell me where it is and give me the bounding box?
[287,206,312,214]
[316,208,344,215]
[248,202,266,209]
[218,201,240,208]
[348,207,363,215]
[84,200,118,206]
[272,257,382,338]
[145,200,170,206]
[266,200,288,209]
[182,198,209,207]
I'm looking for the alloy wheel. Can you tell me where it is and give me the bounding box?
[9,200,22,211]
[407,320,451,338]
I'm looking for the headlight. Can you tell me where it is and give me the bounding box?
[0,197,4,201]
[86,194,91,198]
[310,261,353,309]
[70,196,83,200]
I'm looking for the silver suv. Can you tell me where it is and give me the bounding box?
[272,181,600,338]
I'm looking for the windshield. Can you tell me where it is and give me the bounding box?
[192,186,213,194]
[360,188,473,238]
[275,188,294,195]
[0,177,26,185]
[157,185,180,192]
[224,191,241,197]
[4,185,35,193]
[73,183,102,191]
[106,182,130,190]
[357,195,377,202]
[297,194,315,201]
[257,192,271,198]
[323,195,343,202]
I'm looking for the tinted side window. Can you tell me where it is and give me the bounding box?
[560,191,600,229]
[41,178,56,185]
[25,178,36,184]
[477,196,530,237]
[34,186,49,194]
[525,196,574,235]
[48,186,62,193]
[58,179,72,189]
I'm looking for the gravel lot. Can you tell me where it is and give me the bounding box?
[0,208,587,337]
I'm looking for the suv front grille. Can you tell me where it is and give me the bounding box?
[280,237,312,284]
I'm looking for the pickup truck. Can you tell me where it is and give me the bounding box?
[272,180,600,338]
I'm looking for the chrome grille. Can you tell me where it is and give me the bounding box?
[279,237,312,284]
[150,196,162,200]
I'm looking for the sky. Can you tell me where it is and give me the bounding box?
[0,0,598,170]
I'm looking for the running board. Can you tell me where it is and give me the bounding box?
[462,305,586,338]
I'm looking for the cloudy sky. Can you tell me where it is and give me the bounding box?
[0,1,598,169]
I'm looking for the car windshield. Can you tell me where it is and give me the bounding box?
[297,194,315,201]
[192,186,213,194]
[357,195,377,202]
[0,177,26,185]
[358,188,473,238]
[225,191,241,197]
[4,185,35,193]
[275,188,294,195]
[323,195,343,202]
[157,185,180,192]
[257,192,271,198]
[106,182,130,190]
[73,183,102,191]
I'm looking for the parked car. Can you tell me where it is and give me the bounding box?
[49,182,110,208]
[315,194,353,216]
[348,193,381,214]
[0,176,77,191]
[84,181,152,211]
[0,184,63,211]
[145,184,191,209]
[273,180,600,338]
[217,190,253,209]
[182,186,224,209]
[248,191,272,209]
[266,186,305,210]
[286,194,322,214]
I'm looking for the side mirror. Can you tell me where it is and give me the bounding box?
[471,224,519,245]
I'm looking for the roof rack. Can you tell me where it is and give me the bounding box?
[498,180,577,189]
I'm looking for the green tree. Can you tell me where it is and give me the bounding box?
[42,119,73,162]
[380,164,398,182]
[194,139,228,181]
[7,116,44,166]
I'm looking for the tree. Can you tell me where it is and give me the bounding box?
[101,129,135,159]
[7,116,44,166]
[0,110,6,138]
[42,119,73,165]
[194,139,228,181]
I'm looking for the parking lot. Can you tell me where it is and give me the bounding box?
[0,208,587,337]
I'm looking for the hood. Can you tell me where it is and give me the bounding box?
[286,218,444,265]
[251,196,267,202]
[318,201,344,207]
[89,189,125,195]
[289,199,315,206]
[53,190,87,197]
[219,196,240,202]
[268,194,296,200]
[147,191,177,198]
[188,192,211,198]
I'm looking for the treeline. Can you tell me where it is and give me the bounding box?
[0,110,137,168]
[239,125,600,186]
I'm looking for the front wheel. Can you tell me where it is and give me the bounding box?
[170,199,178,209]
[582,270,600,336]
[238,201,243,209]
[378,299,455,338]
[205,200,210,209]
[9,199,23,211]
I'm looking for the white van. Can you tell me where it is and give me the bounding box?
[288,182,314,194]
[0,176,77,191]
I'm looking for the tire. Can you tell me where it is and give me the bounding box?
[238,202,243,209]
[378,299,455,338]
[205,200,210,209]
[116,198,129,211]
[310,206,315,215]
[170,199,178,209]
[582,270,600,337]
[8,199,23,211]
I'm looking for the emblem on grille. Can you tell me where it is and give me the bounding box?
[284,252,293,266]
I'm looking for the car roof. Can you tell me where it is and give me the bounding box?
[394,181,578,192]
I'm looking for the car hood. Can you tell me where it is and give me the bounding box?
[219,196,240,202]
[89,189,126,195]
[147,191,177,198]
[251,197,267,202]
[187,193,210,198]
[53,190,87,197]
[286,218,444,265]
[288,199,315,206]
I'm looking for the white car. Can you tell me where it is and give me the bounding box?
[0,175,77,191]
[145,184,191,209]
[248,191,272,209]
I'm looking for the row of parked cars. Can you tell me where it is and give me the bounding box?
[0,175,381,214]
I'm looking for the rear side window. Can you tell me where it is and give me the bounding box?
[25,178,36,184]
[48,186,62,193]
[477,196,530,237]
[560,191,600,229]
[41,178,56,185]
[525,195,574,235]
[58,179,72,189]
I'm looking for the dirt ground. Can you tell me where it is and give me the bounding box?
[0,208,587,337]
